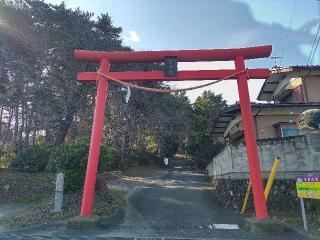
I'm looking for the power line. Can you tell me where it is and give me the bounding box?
[270,56,282,67]
[307,23,320,66]
[279,1,296,66]
[302,0,320,78]
[310,33,320,64]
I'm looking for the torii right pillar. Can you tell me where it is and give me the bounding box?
[235,55,268,218]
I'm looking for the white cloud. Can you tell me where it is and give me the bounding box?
[227,29,261,47]
[169,61,264,104]
[124,30,140,43]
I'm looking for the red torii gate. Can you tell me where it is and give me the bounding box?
[75,45,272,219]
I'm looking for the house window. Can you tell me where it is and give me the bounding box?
[274,122,301,138]
[281,127,300,137]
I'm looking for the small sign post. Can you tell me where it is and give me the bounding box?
[164,158,169,166]
[296,175,320,231]
[299,198,308,231]
[53,172,64,213]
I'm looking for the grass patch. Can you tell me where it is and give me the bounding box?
[0,169,55,204]
[270,210,320,237]
[110,189,126,198]
[1,189,127,229]
[0,169,127,230]
[94,189,126,216]
[11,192,53,204]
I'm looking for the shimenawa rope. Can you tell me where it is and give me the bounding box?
[96,69,247,93]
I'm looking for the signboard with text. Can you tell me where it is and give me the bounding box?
[296,176,320,199]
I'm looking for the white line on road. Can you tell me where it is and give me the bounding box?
[212,224,239,230]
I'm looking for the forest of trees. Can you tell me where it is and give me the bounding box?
[0,0,227,174]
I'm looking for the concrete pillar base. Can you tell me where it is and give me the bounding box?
[244,217,289,235]
[67,216,99,230]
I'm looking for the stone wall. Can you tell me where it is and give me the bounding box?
[211,177,320,220]
[212,178,299,212]
[207,133,320,179]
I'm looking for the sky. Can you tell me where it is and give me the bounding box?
[45,0,320,103]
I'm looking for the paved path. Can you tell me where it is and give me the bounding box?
[122,170,248,238]
[95,169,311,239]
[0,168,315,240]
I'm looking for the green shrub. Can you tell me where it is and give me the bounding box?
[0,148,16,168]
[191,138,224,169]
[10,145,50,171]
[102,147,120,171]
[303,110,320,129]
[160,137,179,158]
[52,139,118,192]
[128,148,158,166]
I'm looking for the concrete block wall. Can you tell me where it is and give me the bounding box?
[207,133,320,179]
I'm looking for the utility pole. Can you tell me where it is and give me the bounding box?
[270,56,282,67]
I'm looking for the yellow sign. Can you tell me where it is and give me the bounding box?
[296,176,320,199]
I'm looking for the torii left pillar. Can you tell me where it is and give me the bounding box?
[80,59,109,216]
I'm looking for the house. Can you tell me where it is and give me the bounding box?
[213,65,320,141]
[207,66,320,181]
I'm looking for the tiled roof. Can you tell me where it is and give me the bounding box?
[257,65,320,101]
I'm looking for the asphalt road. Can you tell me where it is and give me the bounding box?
[100,168,312,239]
[127,169,248,238]
[0,168,315,240]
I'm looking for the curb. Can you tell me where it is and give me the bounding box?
[66,208,126,230]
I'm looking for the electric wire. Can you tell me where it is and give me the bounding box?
[306,23,320,66]
[279,1,297,66]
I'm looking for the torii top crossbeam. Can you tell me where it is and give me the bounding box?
[75,45,272,220]
[75,45,271,82]
[75,45,271,63]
